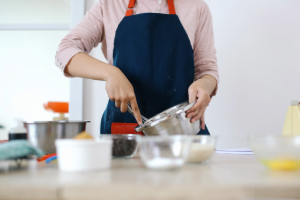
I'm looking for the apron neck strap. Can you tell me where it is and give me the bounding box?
[168,0,176,15]
[125,0,176,17]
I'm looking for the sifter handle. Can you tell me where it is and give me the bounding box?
[183,101,196,112]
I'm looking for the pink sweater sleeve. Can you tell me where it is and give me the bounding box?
[193,1,219,97]
[55,0,104,77]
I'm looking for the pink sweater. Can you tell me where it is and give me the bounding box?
[55,0,219,94]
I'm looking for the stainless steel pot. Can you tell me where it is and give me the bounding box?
[24,121,90,154]
[135,102,200,136]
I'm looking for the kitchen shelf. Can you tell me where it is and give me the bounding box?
[0,23,70,30]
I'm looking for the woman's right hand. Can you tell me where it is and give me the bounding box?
[105,67,143,125]
[64,53,142,124]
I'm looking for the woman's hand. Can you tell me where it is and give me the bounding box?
[186,75,217,130]
[65,53,142,124]
[105,67,143,125]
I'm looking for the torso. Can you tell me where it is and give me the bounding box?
[100,0,198,134]
[100,0,207,65]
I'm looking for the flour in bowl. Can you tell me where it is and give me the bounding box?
[187,143,215,163]
[145,158,185,170]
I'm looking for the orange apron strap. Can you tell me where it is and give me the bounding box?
[125,0,176,17]
[128,0,136,8]
[125,9,134,17]
[168,0,176,15]
[126,0,136,17]
[111,122,143,136]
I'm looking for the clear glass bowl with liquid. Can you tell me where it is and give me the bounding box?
[250,135,300,171]
[138,136,192,170]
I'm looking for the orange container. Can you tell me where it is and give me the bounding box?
[44,102,69,113]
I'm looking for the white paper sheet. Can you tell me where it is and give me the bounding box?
[216,148,254,155]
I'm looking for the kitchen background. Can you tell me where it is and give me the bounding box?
[0,0,71,138]
[1,0,300,149]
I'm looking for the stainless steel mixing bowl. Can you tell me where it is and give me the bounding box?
[24,121,90,154]
[135,101,200,136]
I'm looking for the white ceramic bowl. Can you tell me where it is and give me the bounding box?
[55,139,112,172]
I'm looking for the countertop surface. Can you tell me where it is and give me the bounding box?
[1,154,300,200]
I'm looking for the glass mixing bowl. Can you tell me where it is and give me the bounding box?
[138,136,192,170]
[250,135,300,171]
[187,136,217,163]
[101,134,141,158]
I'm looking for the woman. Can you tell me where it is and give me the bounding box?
[55,0,219,135]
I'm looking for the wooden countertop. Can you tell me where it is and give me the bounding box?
[0,154,300,200]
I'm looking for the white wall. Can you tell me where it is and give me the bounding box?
[0,31,70,139]
[0,0,71,24]
[205,0,300,148]
[83,0,300,148]
[0,1,71,140]
[83,0,109,137]
[83,54,108,137]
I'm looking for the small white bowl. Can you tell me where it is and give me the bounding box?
[55,139,112,172]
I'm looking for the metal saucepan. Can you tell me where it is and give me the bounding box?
[24,121,90,154]
[135,101,200,136]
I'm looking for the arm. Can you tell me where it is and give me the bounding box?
[65,52,114,81]
[186,2,219,129]
[190,75,217,101]
[187,75,217,129]
[56,1,142,124]
[65,53,143,124]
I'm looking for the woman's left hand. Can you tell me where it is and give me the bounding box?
[186,79,211,130]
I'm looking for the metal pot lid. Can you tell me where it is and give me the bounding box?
[135,101,195,132]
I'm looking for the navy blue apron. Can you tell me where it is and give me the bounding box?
[101,0,210,135]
